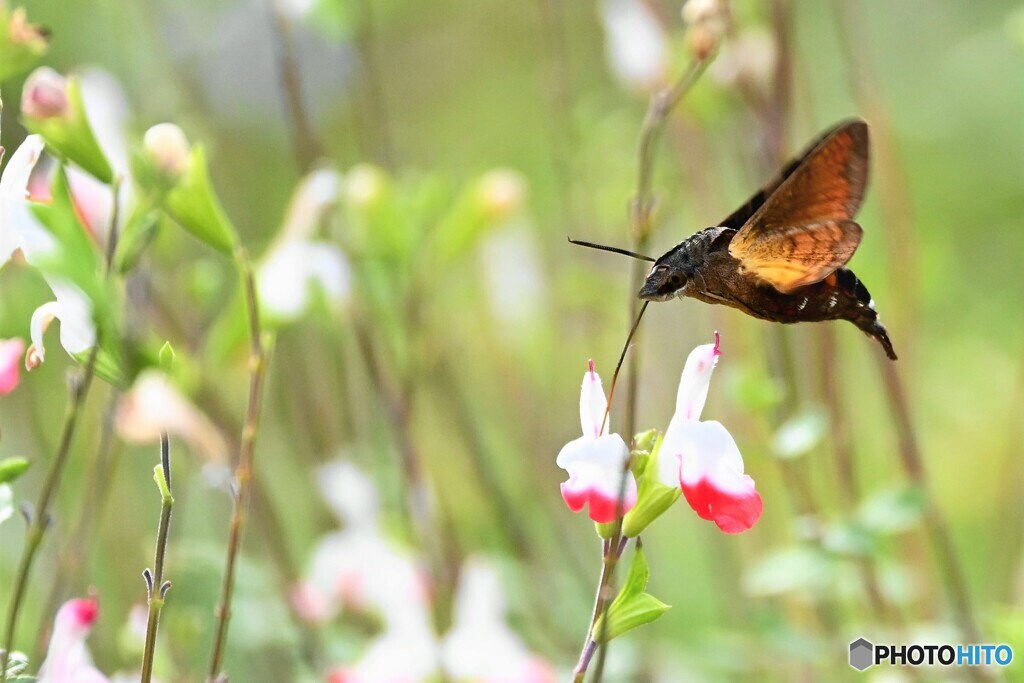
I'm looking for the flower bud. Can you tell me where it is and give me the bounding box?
[143,122,191,180]
[344,164,388,209]
[682,0,728,60]
[21,66,68,119]
[475,168,525,221]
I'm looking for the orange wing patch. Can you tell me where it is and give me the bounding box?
[733,220,863,293]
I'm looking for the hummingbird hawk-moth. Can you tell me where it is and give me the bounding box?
[574,118,897,360]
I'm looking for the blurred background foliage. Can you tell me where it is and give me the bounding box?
[2,0,1024,680]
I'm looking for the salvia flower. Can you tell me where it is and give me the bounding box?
[0,338,25,394]
[556,360,637,524]
[21,66,69,120]
[37,597,109,683]
[657,333,762,533]
[441,557,556,683]
[142,122,191,182]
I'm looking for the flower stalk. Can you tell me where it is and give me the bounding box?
[141,432,173,683]
[207,255,271,681]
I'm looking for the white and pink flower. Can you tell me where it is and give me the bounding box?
[37,597,109,683]
[656,333,762,533]
[556,360,636,523]
[0,338,25,394]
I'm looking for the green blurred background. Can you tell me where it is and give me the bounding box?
[2,0,1024,680]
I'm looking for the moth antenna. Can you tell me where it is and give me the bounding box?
[568,237,656,262]
[599,301,650,435]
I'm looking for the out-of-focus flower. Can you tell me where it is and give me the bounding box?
[26,283,96,370]
[21,66,69,120]
[0,338,25,394]
[258,168,349,324]
[259,239,349,323]
[475,168,525,221]
[682,0,728,59]
[709,26,776,92]
[0,6,49,83]
[0,135,47,267]
[441,557,556,683]
[655,333,762,533]
[294,461,429,623]
[142,123,191,182]
[37,597,109,683]
[599,0,669,93]
[326,612,437,683]
[115,371,229,464]
[556,360,636,524]
[479,228,546,337]
[344,164,388,209]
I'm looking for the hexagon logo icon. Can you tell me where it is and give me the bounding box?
[849,638,874,671]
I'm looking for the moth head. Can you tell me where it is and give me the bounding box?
[638,262,687,301]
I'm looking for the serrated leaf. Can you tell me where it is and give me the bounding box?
[0,457,30,485]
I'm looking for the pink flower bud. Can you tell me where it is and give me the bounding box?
[143,122,191,180]
[0,338,25,394]
[22,66,69,119]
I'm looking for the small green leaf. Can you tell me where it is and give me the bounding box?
[772,409,827,460]
[159,342,176,372]
[592,543,671,642]
[0,457,30,485]
[163,145,239,256]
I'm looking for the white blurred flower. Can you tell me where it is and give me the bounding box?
[327,615,438,683]
[259,168,350,323]
[441,557,556,683]
[709,27,776,92]
[479,228,545,335]
[26,283,96,369]
[37,597,108,683]
[115,371,229,464]
[599,0,669,93]
[294,461,430,624]
[0,135,48,267]
[258,239,350,322]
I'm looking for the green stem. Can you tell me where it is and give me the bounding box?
[141,433,174,683]
[206,257,271,682]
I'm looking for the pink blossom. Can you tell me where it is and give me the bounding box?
[657,334,762,533]
[21,67,69,119]
[38,597,109,683]
[0,338,25,394]
[556,360,636,523]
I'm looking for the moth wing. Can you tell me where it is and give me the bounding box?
[731,219,864,294]
[719,119,867,230]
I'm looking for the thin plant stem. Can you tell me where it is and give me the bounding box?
[350,0,395,167]
[589,51,716,681]
[875,353,984,655]
[0,347,100,683]
[267,0,324,171]
[572,537,628,683]
[0,177,122,683]
[207,257,270,682]
[141,433,174,683]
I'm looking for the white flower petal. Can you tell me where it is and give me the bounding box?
[579,364,609,438]
[29,301,60,363]
[674,340,719,422]
[556,433,628,470]
[600,0,669,92]
[50,282,96,354]
[258,240,350,321]
[0,135,46,267]
[678,420,747,493]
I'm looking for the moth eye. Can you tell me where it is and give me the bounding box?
[669,274,685,288]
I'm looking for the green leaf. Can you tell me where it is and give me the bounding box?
[0,457,30,485]
[772,409,827,460]
[159,341,177,371]
[592,543,671,643]
[163,145,239,256]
